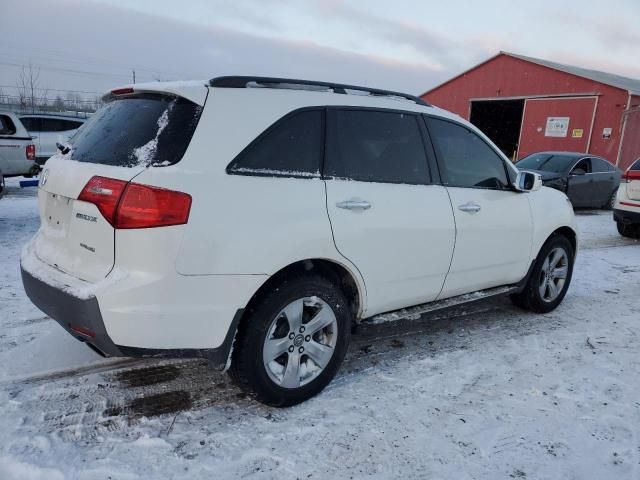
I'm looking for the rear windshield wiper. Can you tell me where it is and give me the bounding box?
[56,142,71,155]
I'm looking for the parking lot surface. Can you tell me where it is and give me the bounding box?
[1,178,639,479]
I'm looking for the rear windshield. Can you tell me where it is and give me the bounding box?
[69,93,202,167]
[516,153,576,173]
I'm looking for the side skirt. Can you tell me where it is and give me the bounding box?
[364,285,519,325]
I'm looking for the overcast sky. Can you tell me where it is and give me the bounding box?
[1,0,639,100]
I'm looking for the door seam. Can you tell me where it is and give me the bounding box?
[435,186,457,301]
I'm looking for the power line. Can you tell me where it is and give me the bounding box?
[0,84,102,95]
[0,60,137,80]
[0,42,194,79]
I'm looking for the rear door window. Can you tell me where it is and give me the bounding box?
[19,117,40,132]
[572,158,592,174]
[69,93,202,167]
[631,159,640,171]
[426,117,509,189]
[325,109,430,184]
[227,109,323,177]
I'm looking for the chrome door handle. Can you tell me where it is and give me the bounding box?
[458,202,481,214]
[336,200,371,210]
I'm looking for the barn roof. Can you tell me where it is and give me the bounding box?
[504,52,640,96]
[422,51,640,97]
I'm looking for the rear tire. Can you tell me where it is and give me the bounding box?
[0,172,4,199]
[603,189,618,210]
[510,235,574,313]
[228,275,352,407]
[617,221,639,238]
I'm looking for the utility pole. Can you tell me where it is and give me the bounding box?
[132,69,136,84]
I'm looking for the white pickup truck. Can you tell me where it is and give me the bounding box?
[0,111,38,197]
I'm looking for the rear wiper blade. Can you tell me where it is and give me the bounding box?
[56,142,71,155]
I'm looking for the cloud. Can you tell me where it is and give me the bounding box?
[0,0,450,96]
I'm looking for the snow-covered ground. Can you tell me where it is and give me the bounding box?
[1,177,639,479]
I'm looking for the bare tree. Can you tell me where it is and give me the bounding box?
[16,63,48,113]
[53,95,65,111]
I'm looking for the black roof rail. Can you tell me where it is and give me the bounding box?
[209,76,431,107]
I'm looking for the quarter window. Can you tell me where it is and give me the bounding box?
[227,109,322,177]
[426,117,509,189]
[591,157,614,172]
[325,109,430,184]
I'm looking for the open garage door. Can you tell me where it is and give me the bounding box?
[470,99,524,160]
[517,96,597,159]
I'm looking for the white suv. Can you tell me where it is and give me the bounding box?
[21,77,578,406]
[613,158,640,238]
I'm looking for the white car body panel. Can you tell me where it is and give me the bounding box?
[35,128,77,159]
[614,166,640,215]
[326,180,455,316]
[36,156,145,282]
[624,178,640,203]
[527,187,579,259]
[439,187,533,298]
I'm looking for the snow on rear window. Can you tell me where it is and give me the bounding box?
[68,93,201,167]
[131,101,174,165]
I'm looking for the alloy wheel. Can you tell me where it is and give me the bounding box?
[262,297,338,389]
[538,247,569,302]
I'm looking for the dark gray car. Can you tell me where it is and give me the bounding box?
[516,151,621,209]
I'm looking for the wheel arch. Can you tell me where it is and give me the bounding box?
[241,258,366,324]
[549,226,578,257]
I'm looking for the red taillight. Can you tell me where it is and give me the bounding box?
[78,176,191,229]
[78,176,127,225]
[26,144,36,160]
[623,170,640,182]
[116,183,192,229]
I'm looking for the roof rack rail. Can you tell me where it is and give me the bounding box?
[209,76,431,107]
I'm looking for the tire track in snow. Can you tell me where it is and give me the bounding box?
[5,298,567,441]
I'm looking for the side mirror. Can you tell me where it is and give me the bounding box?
[514,171,542,192]
[571,168,586,176]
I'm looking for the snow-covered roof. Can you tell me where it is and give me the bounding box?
[423,52,640,97]
[503,52,640,96]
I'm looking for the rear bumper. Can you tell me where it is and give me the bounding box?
[20,264,243,368]
[21,266,123,357]
[613,208,640,225]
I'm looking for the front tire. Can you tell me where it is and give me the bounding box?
[510,235,574,313]
[228,275,352,407]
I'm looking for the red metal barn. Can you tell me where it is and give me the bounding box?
[421,52,640,170]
